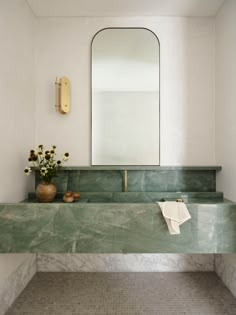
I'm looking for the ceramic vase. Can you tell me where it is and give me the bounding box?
[36,182,57,202]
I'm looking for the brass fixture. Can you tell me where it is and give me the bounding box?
[123,170,128,192]
[55,76,71,114]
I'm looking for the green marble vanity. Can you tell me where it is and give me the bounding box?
[1,165,234,254]
[0,201,235,253]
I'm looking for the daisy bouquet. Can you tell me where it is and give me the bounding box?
[24,145,69,184]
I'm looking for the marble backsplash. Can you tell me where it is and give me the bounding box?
[34,167,220,193]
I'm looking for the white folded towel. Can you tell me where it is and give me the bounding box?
[157,201,191,234]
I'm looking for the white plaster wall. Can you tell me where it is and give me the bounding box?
[34,16,215,166]
[0,0,35,202]
[215,0,236,202]
[0,2,36,313]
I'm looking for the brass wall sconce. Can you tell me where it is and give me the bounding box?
[55,76,71,114]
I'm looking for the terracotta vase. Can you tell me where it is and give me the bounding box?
[36,182,57,202]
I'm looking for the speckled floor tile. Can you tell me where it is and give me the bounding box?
[6,272,236,315]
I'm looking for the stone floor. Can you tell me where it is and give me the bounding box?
[6,272,236,315]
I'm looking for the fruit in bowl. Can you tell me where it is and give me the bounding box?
[63,191,80,202]
[72,192,80,200]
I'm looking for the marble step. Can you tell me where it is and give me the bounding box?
[27,191,224,203]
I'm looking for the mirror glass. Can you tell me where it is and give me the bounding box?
[92,28,160,165]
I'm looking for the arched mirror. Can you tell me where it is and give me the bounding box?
[92,28,160,165]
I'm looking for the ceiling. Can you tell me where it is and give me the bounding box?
[26,0,225,17]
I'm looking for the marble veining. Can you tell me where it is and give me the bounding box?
[127,170,216,192]
[37,254,214,272]
[0,254,36,315]
[79,170,123,192]
[0,203,236,253]
[215,254,236,298]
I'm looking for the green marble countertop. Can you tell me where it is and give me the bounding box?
[0,202,235,253]
[27,192,224,203]
[58,166,222,171]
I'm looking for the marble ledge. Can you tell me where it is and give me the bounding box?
[0,203,236,254]
[57,165,222,171]
[26,191,225,204]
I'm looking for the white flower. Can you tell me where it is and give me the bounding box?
[63,153,69,161]
[24,167,32,176]
[40,167,48,175]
